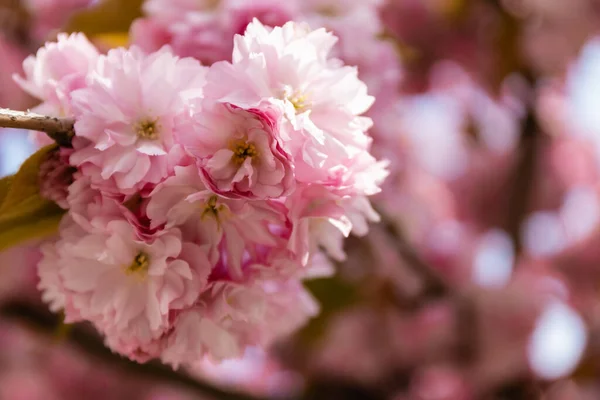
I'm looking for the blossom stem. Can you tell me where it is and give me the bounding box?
[0,108,74,147]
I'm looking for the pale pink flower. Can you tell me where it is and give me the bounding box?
[13,32,99,117]
[177,101,294,199]
[37,217,88,317]
[147,165,287,280]
[130,19,173,57]
[38,241,66,313]
[195,347,302,398]
[161,306,242,368]
[300,0,389,76]
[133,0,298,65]
[167,12,233,65]
[225,0,298,36]
[205,20,377,189]
[69,46,207,195]
[142,0,207,23]
[64,175,155,241]
[161,279,318,367]
[286,185,380,264]
[133,0,232,65]
[46,219,212,357]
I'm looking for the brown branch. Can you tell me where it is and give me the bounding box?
[0,108,74,147]
[504,106,539,255]
[375,206,451,302]
[487,1,541,255]
[0,300,264,400]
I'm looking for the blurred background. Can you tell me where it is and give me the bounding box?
[4,0,600,399]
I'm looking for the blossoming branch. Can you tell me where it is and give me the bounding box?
[1,21,388,368]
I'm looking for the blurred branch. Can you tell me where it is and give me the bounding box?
[486,0,540,255]
[0,108,74,147]
[505,106,539,255]
[0,300,263,400]
[375,206,451,303]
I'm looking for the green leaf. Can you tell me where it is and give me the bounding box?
[0,145,65,252]
[0,209,64,252]
[64,0,144,36]
[304,277,358,312]
[0,175,13,206]
[298,277,359,345]
[0,145,56,212]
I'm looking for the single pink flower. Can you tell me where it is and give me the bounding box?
[225,0,298,36]
[133,0,298,65]
[41,218,212,358]
[178,101,294,199]
[69,46,207,195]
[205,19,379,191]
[13,32,99,117]
[286,184,380,264]
[147,165,287,280]
[161,279,318,367]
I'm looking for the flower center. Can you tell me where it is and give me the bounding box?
[201,195,225,220]
[231,140,258,165]
[283,87,310,112]
[125,252,150,276]
[134,118,160,140]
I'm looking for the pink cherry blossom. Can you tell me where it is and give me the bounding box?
[204,19,378,189]
[161,279,318,367]
[38,240,66,313]
[2,9,392,376]
[177,101,294,199]
[225,0,298,36]
[69,46,207,195]
[13,33,99,117]
[40,218,213,359]
[132,0,298,65]
[147,165,288,280]
[286,185,381,265]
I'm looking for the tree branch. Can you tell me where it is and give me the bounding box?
[488,0,541,257]
[0,108,74,147]
[504,105,539,255]
[0,300,263,400]
[375,206,451,302]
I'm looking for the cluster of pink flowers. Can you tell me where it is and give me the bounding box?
[130,0,392,70]
[15,20,386,365]
[6,0,600,397]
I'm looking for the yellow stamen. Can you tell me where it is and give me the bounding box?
[230,141,258,165]
[134,118,160,140]
[125,252,150,276]
[282,87,311,112]
[201,195,226,220]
